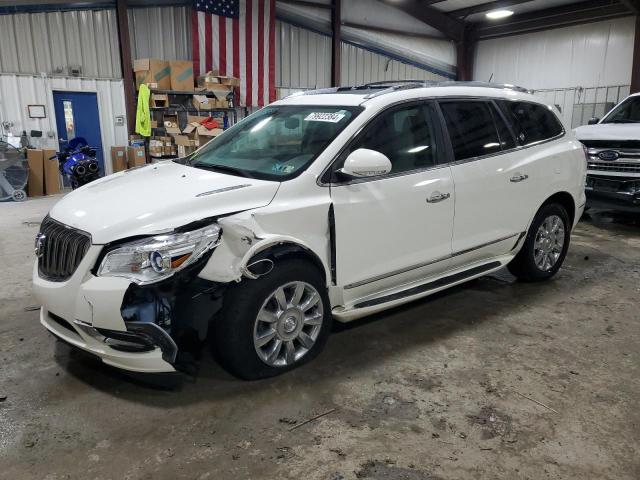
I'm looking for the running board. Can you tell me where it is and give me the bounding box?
[353,261,502,309]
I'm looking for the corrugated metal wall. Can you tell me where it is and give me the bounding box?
[0,9,121,78]
[128,6,192,61]
[0,74,128,175]
[340,41,449,87]
[474,17,635,90]
[276,21,332,91]
[275,21,450,98]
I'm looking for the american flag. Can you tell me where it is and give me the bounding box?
[192,0,275,107]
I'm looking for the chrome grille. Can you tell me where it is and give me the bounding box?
[37,216,91,281]
[588,162,640,173]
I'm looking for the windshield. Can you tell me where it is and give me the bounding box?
[601,96,640,124]
[184,105,361,180]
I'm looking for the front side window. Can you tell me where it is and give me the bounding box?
[601,96,640,124]
[332,102,440,179]
[439,101,503,161]
[497,100,563,145]
[185,105,361,180]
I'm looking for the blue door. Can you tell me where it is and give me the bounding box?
[52,91,104,174]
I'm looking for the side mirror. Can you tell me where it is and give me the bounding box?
[339,148,392,179]
[588,117,600,125]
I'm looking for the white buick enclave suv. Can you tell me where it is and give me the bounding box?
[33,82,587,379]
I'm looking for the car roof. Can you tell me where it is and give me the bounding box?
[272,81,545,108]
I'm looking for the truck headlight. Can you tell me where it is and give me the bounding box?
[97,224,221,284]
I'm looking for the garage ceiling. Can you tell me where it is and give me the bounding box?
[378,0,635,40]
[0,0,636,41]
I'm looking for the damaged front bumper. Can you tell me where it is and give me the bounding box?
[34,245,225,374]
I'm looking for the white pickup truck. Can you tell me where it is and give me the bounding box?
[574,92,640,212]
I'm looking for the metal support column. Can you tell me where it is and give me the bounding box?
[331,0,341,87]
[116,0,136,134]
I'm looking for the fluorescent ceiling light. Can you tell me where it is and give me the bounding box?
[486,9,514,19]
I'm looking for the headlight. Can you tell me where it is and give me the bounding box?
[97,224,221,284]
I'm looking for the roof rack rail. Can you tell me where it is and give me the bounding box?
[284,80,531,100]
[436,81,532,94]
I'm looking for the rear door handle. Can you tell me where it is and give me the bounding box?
[426,192,451,203]
[510,173,529,183]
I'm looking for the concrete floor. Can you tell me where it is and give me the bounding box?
[1,195,639,480]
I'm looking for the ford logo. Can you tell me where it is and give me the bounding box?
[598,150,619,161]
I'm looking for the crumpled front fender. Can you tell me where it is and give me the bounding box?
[196,212,329,284]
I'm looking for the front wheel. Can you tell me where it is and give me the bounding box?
[508,203,570,282]
[213,259,332,380]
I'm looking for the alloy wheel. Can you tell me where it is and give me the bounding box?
[253,281,323,367]
[533,214,565,271]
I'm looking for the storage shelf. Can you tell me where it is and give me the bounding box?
[150,106,236,112]
[150,88,231,96]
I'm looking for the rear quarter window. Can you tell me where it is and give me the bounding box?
[497,100,564,145]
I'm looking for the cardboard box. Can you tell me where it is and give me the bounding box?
[129,134,145,146]
[149,138,164,157]
[170,60,194,91]
[111,146,127,173]
[150,93,169,108]
[188,115,208,124]
[217,76,240,87]
[174,135,197,157]
[162,145,177,156]
[42,148,61,194]
[133,58,170,90]
[27,149,44,197]
[197,125,223,146]
[197,71,221,89]
[163,114,181,134]
[127,146,146,167]
[192,94,213,110]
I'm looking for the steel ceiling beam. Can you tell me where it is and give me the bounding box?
[449,0,534,18]
[619,0,640,13]
[473,0,631,40]
[378,0,466,41]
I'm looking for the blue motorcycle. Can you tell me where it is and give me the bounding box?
[51,137,100,189]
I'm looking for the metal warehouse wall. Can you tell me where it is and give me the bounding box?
[276,21,332,91]
[128,6,192,61]
[473,17,635,90]
[0,9,120,78]
[340,41,450,87]
[275,21,450,97]
[0,74,128,175]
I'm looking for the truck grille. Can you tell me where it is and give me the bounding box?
[38,216,91,282]
[588,162,640,173]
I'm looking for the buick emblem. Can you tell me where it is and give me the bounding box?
[598,150,619,161]
[34,233,46,258]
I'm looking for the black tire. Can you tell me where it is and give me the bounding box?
[213,258,332,380]
[508,203,571,282]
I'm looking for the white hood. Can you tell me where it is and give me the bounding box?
[574,123,640,141]
[49,161,280,244]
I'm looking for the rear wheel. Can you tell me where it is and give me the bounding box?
[213,259,332,380]
[508,203,570,282]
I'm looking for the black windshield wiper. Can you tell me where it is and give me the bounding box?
[192,162,255,178]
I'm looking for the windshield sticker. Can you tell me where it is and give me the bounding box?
[271,163,296,173]
[271,164,297,174]
[304,112,346,123]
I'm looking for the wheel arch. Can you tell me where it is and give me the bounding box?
[246,241,330,285]
[541,191,576,227]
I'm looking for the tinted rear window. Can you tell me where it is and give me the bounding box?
[439,101,502,161]
[498,100,563,145]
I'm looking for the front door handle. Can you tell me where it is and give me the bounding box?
[426,191,451,203]
[510,173,529,183]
